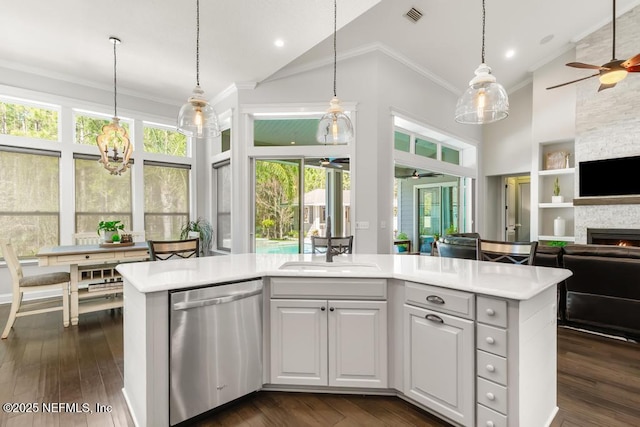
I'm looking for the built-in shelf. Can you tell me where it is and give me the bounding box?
[538,167,575,176]
[573,196,640,206]
[539,202,574,208]
[539,235,575,242]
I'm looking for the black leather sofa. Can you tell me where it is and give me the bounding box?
[560,244,640,340]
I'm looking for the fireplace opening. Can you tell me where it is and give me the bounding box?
[587,228,640,247]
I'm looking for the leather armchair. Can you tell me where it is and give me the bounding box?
[562,244,640,340]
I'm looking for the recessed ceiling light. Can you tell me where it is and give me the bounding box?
[540,34,554,45]
[274,39,285,48]
[505,49,515,59]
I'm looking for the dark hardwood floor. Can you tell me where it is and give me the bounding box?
[0,305,638,426]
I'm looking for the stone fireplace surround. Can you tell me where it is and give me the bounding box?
[573,6,640,244]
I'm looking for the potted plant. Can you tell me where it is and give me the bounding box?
[97,220,125,243]
[552,177,564,203]
[180,217,214,256]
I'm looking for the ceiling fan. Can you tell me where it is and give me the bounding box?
[546,0,640,92]
[399,170,443,179]
[319,157,349,168]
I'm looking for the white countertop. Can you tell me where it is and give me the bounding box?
[116,253,572,300]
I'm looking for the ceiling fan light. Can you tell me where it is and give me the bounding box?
[316,97,353,145]
[455,65,509,125]
[177,85,220,138]
[599,69,628,85]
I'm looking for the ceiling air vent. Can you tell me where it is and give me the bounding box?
[405,7,423,23]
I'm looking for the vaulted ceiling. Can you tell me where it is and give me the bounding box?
[2,0,639,106]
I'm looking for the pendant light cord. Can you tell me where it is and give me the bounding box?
[333,0,337,97]
[112,39,118,118]
[196,0,201,87]
[481,0,486,64]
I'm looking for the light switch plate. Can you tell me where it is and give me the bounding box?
[356,221,370,229]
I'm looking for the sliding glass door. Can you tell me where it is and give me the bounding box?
[253,157,350,254]
[417,182,459,252]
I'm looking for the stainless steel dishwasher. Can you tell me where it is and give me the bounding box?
[169,279,263,425]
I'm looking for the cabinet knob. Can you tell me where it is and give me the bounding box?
[486,392,495,401]
[85,255,90,259]
[321,306,326,311]
[486,364,495,372]
[486,421,495,427]
[486,308,495,316]
[485,336,495,345]
[329,307,335,312]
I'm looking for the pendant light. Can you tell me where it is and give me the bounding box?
[454,0,509,124]
[316,0,354,144]
[177,0,220,138]
[96,37,133,176]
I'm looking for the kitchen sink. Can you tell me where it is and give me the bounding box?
[278,261,380,272]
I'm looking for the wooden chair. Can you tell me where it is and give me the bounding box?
[311,236,353,255]
[73,232,101,245]
[148,238,199,261]
[1,240,70,339]
[477,239,538,265]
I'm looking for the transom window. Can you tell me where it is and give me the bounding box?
[0,98,59,141]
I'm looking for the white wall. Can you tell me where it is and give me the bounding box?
[229,49,480,254]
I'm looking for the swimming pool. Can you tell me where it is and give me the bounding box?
[255,239,312,254]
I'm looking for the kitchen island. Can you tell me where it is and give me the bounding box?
[117,253,571,427]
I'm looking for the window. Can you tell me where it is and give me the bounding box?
[213,161,231,252]
[0,99,58,140]
[415,138,437,159]
[442,146,460,165]
[74,155,132,233]
[75,112,130,146]
[221,128,231,152]
[0,147,60,258]
[394,131,410,152]
[143,123,187,156]
[144,162,190,240]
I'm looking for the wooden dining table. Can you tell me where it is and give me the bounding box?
[37,242,149,325]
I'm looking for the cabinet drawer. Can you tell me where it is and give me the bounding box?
[270,277,386,299]
[405,282,474,319]
[57,252,116,263]
[477,296,507,328]
[123,249,149,259]
[477,324,507,358]
[477,350,507,386]
[477,403,507,427]
[477,377,507,415]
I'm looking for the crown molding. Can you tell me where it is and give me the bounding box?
[210,82,257,105]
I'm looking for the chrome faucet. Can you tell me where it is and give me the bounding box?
[326,215,333,262]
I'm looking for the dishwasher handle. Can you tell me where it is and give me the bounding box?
[172,288,262,311]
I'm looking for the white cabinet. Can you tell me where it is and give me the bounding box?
[270,299,328,386]
[269,278,387,389]
[403,293,474,426]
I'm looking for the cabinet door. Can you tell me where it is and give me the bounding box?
[270,299,327,386]
[328,300,387,388]
[404,304,474,427]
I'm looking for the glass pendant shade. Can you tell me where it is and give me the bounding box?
[97,117,133,175]
[316,97,353,144]
[455,63,509,124]
[177,85,220,138]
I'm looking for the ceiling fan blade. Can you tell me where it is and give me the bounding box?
[621,53,640,68]
[626,65,640,72]
[546,73,600,90]
[598,83,617,92]
[566,62,604,70]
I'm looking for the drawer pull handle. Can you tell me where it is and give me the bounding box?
[425,314,444,324]
[486,364,495,372]
[486,336,495,345]
[426,295,445,304]
[85,255,90,259]
[486,308,495,316]
[486,392,495,401]
[486,422,495,427]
